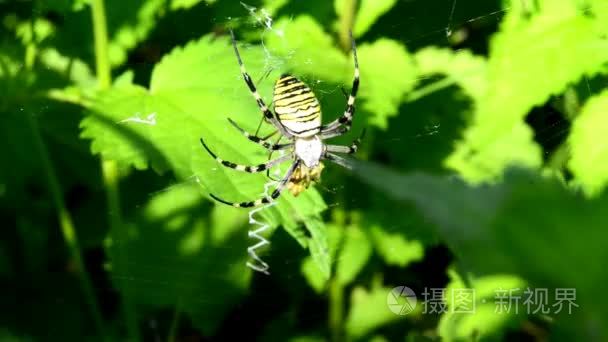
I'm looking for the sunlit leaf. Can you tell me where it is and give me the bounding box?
[446,0,608,182]
[368,222,424,267]
[336,224,372,285]
[439,271,527,341]
[569,90,608,196]
[170,0,209,10]
[345,285,404,339]
[358,39,416,128]
[301,223,342,292]
[107,182,251,335]
[414,47,486,101]
[354,0,398,37]
[106,0,166,66]
[267,16,349,83]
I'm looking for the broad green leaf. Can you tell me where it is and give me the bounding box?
[357,39,416,128]
[81,35,330,274]
[368,222,424,267]
[345,285,404,339]
[413,47,486,101]
[262,0,291,14]
[301,223,342,292]
[446,121,541,183]
[439,271,527,341]
[38,48,96,89]
[301,257,327,293]
[107,182,251,335]
[106,0,166,66]
[301,221,370,290]
[354,0,398,37]
[336,224,372,285]
[266,16,416,128]
[303,217,331,280]
[333,0,397,40]
[352,159,608,339]
[14,18,54,45]
[590,0,608,35]
[569,90,608,196]
[266,16,349,83]
[447,0,608,182]
[170,0,210,10]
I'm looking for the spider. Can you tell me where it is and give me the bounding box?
[200,30,361,208]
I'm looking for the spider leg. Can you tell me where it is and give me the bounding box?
[200,138,291,173]
[230,30,292,138]
[260,130,279,140]
[323,152,353,170]
[227,118,293,151]
[325,129,365,154]
[209,160,301,208]
[320,126,349,139]
[321,30,359,134]
[265,135,285,182]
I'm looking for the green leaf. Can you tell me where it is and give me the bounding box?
[439,271,527,341]
[368,222,424,267]
[357,39,417,128]
[569,90,608,196]
[590,0,608,35]
[266,16,417,128]
[107,182,251,335]
[301,256,327,293]
[302,217,331,280]
[266,16,350,83]
[446,121,541,183]
[106,0,166,66]
[301,220,371,290]
[345,285,404,339]
[38,48,96,89]
[170,0,209,10]
[413,47,487,101]
[301,223,344,294]
[262,0,291,14]
[81,35,330,274]
[446,0,608,182]
[336,224,372,285]
[353,0,398,37]
[352,159,608,339]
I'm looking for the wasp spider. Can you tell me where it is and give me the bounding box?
[200,30,361,208]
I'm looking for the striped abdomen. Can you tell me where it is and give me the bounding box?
[273,74,321,137]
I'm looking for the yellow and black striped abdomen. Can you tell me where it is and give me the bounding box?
[273,74,321,137]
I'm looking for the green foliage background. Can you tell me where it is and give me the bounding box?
[1,0,608,340]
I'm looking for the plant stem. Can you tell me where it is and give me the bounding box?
[89,0,140,340]
[167,298,182,342]
[27,114,109,340]
[23,10,107,340]
[91,0,111,89]
[328,220,346,342]
[101,159,140,341]
[329,278,345,342]
[338,0,357,52]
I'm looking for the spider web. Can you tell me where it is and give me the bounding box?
[117,0,578,277]
[107,0,585,338]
